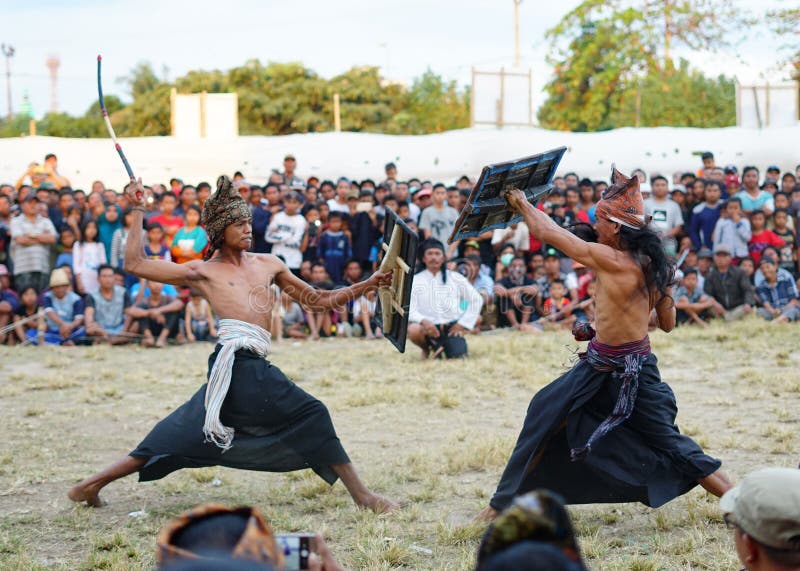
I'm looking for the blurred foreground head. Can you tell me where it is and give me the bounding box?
[476,490,587,571]
[157,504,282,569]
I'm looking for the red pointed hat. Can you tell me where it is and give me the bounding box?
[595,165,649,229]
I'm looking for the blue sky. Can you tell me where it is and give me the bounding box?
[0,0,790,120]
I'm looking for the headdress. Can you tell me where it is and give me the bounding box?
[200,175,251,260]
[595,166,649,229]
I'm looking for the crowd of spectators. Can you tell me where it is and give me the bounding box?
[1,151,799,347]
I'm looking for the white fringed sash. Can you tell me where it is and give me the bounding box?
[204,319,271,450]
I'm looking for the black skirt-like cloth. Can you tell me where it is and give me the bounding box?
[131,346,350,485]
[490,353,721,510]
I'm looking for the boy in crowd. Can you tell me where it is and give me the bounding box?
[266,191,307,276]
[84,265,135,344]
[748,210,785,266]
[712,198,751,261]
[771,209,797,276]
[318,212,351,284]
[144,223,172,261]
[644,175,683,256]
[42,268,85,344]
[689,180,722,250]
[185,289,217,342]
[675,269,714,327]
[149,193,184,244]
[306,263,335,340]
[419,183,460,256]
[541,279,574,330]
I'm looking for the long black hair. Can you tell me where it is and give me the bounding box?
[568,222,674,304]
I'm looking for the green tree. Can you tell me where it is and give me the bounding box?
[538,0,744,130]
[388,69,470,134]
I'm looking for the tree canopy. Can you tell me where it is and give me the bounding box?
[538,0,745,131]
[0,61,469,138]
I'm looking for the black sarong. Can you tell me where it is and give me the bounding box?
[490,351,721,510]
[131,346,350,484]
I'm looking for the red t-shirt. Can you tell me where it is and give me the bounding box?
[748,229,785,265]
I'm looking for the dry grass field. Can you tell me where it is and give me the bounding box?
[1,318,798,570]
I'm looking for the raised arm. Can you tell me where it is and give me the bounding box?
[506,189,628,274]
[274,260,391,311]
[123,180,205,286]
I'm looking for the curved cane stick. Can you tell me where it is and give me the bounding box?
[97,55,141,200]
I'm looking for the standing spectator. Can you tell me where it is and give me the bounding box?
[328,177,351,214]
[196,181,211,209]
[755,256,799,323]
[174,185,197,217]
[84,264,134,343]
[263,183,282,216]
[0,194,12,266]
[494,256,541,331]
[350,192,381,272]
[249,187,272,254]
[73,219,107,295]
[713,197,751,261]
[577,180,596,222]
[704,244,754,321]
[748,211,785,266]
[689,180,722,250]
[644,175,683,256]
[317,212,351,284]
[353,289,382,339]
[698,151,716,178]
[150,192,184,244]
[110,208,133,270]
[675,269,714,327]
[419,183,460,253]
[41,268,85,345]
[537,249,579,304]
[55,225,76,270]
[0,264,19,345]
[737,166,774,215]
[301,205,321,262]
[492,223,530,257]
[144,223,172,261]
[266,192,307,276]
[97,202,122,260]
[171,205,208,264]
[9,195,57,293]
[185,289,217,342]
[42,153,70,189]
[130,280,185,347]
[771,209,797,276]
[282,154,305,189]
[541,279,575,330]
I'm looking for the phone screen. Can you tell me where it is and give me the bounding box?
[277,534,315,570]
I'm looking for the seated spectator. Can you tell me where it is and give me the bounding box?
[755,256,799,324]
[464,254,495,331]
[541,279,575,330]
[492,223,530,258]
[720,467,800,571]
[0,263,19,345]
[771,209,797,275]
[84,264,135,344]
[12,286,45,344]
[475,490,587,571]
[675,269,714,327]
[41,268,85,345]
[278,290,307,340]
[740,257,756,281]
[171,205,208,264]
[713,197,751,261]
[754,247,792,288]
[185,289,217,343]
[130,280,185,347]
[494,256,541,332]
[748,210,785,266]
[407,240,483,359]
[537,249,579,304]
[494,243,517,281]
[704,244,755,321]
[353,289,382,339]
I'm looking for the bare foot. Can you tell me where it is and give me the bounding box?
[475,506,499,522]
[155,337,167,348]
[356,492,400,514]
[68,483,106,507]
[141,336,154,347]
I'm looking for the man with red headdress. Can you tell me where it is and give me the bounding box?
[480,167,731,519]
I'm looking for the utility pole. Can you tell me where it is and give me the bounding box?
[2,44,14,120]
[513,0,522,68]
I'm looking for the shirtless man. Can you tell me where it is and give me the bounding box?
[69,176,397,512]
[479,168,731,520]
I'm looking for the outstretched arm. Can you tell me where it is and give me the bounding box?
[506,189,628,274]
[123,180,206,286]
[274,261,391,311]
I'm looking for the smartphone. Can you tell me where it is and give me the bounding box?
[356,201,373,213]
[276,533,317,571]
